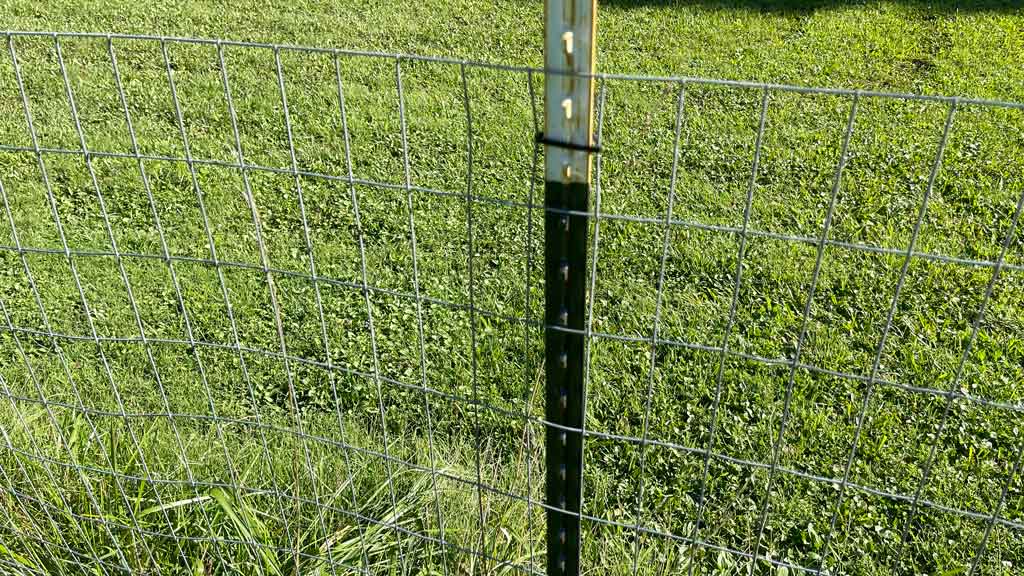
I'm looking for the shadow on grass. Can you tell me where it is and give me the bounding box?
[598,0,1023,15]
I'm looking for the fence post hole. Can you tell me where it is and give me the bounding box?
[543,1,596,574]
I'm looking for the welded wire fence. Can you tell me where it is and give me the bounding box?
[0,31,1023,576]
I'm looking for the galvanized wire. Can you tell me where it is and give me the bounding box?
[0,30,1022,576]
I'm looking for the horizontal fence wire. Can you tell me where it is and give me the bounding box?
[0,31,1023,576]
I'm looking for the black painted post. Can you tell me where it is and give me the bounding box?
[543,2,596,574]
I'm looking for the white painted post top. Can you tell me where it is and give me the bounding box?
[543,0,597,184]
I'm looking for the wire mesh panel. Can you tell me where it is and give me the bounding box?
[0,31,1023,576]
[0,32,547,576]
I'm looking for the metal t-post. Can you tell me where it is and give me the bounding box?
[543,1,596,574]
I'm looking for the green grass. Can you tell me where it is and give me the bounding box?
[1,1,1024,575]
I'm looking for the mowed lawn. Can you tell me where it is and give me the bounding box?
[1,1,1024,575]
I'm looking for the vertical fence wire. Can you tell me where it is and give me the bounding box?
[962,182,1024,574]
[628,82,687,576]
[392,58,420,575]
[9,34,161,572]
[0,287,119,576]
[969,438,1024,576]
[332,51,378,576]
[160,38,303,570]
[894,108,1009,556]
[778,90,860,576]
[459,62,489,574]
[108,36,240,573]
[275,46,345,576]
[814,101,957,573]
[688,88,770,573]
[579,76,607,569]
[57,31,198,572]
[520,68,542,573]
[217,41,308,564]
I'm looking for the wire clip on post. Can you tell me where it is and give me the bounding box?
[543,1,596,575]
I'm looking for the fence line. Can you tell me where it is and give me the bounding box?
[0,30,1023,576]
